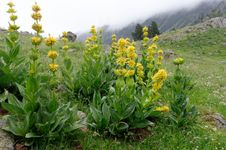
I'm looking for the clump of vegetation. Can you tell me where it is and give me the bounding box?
[167,58,197,127]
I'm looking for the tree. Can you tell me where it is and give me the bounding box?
[132,24,143,41]
[149,21,160,38]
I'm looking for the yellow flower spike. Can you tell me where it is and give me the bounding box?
[153,35,159,42]
[32,12,42,21]
[90,25,96,34]
[127,60,136,68]
[32,3,41,12]
[45,36,57,47]
[127,46,135,52]
[124,70,135,77]
[31,36,42,46]
[158,49,163,55]
[127,52,137,59]
[49,63,58,72]
[7,8,16,13]
[143,26,148,33]
[117,38,127,47]
[63,45,69,51]
[61,37,68,43]
[62,31,68,37]
[8,24,19,32]
[112,34,117,41]
[32,23,43,33]
[10,14,18,21]
[116,57,127,66]
[152,69,167,82]
[7,2,15,7]
[143,32,148,37]
[143,37,149,43]
[48,50,58,59]
[152,82,162,91]
[173,57,185,65]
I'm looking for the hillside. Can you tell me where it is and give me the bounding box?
[1,21,226,150]
[78,0,226,43]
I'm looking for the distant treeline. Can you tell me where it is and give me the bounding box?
[132,21,160,41]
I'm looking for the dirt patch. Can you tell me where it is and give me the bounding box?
[128,128,152,141]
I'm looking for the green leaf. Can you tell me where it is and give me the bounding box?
[117,122,129,131]
[90,106,102,123]
[9,43,20,59]
[102,102,111,126]
[7,93,22,107]
[122,102,136,119]
[0,50,10,63]
[1,102,24,114]
[0,90,8,102]
[25,132,41,138]
[48,99,59,113]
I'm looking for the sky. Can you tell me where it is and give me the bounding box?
[0,0,212,36]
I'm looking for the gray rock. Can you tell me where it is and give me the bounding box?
[164,50,177,59]
[67,31,77,42]
[223,43,226,47]
[204,113,226,128]
[0,118,14,150]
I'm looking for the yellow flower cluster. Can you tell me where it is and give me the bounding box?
[110,34,118,57]
[31,2,43,47]
[46,35,58,73]
[157,49,164,66]
[142,26,149,48]
[7,1,20,32]
[114,38,138,78]
[61,31,69,52]
[136,63,144,84]
[49,63,59,73]
[173,57,184,65]
[45,36,57,47]
[155,106,169,112]
[48,50,58,59]
[29,2,43,75]
[84,25,101,60]
[152,69,168,91]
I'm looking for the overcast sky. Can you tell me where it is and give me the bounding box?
[0,0,213,36]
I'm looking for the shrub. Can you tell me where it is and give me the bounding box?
[1,76,85,146]
[0,3,27,96]
[167,58,197,127]
[73,26,114,102]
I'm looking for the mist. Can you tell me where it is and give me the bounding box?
[0,0,219,36]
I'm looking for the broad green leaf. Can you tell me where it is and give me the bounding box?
[1,102,24,114]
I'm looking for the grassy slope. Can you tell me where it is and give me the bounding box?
[0,28,226,149]
[78,28,226,150]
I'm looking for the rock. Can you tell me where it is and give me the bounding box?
[77,111,86,119]
[223,43,226,47]
[0,129,14,150]
[204,113,226,128]
[67,31,77,42]
[77,111,88,133]
[0,119,14,150]
[164,50,177,59]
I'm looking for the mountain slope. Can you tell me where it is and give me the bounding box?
[78,0,226,43]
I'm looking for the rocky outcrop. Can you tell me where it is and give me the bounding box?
[67,31,77,42]
[161,17,226,41]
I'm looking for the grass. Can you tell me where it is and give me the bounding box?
[0,27,226,149]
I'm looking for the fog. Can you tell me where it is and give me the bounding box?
[0,0,217,36]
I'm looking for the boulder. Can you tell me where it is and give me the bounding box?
[67,31,77,42]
